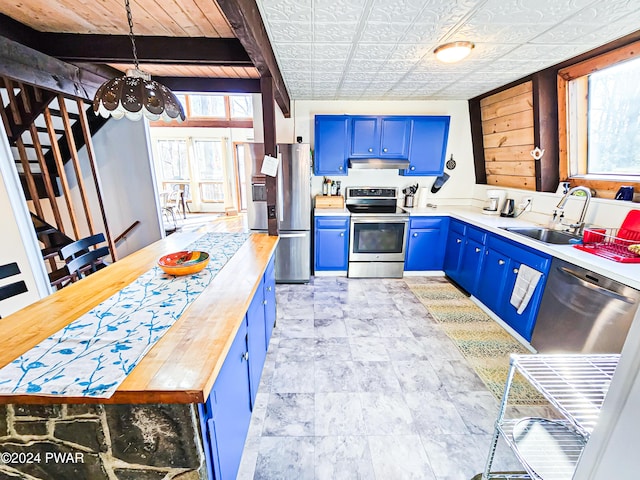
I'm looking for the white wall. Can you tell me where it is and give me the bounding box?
[0,123,50,316]
[71,118,163,259]
[290,99,475,203]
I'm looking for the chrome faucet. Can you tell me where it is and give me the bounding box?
[556,186,592,235]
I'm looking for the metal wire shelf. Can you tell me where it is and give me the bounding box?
[482,354,620,480]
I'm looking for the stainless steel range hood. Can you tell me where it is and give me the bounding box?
[348,158,410,170]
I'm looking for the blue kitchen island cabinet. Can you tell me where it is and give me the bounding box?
[478,234,551,341]
[314,115,349,175]
[401,116,450,176]
[405,217,450,270]
[200,320,252,480]
[314,216,349,272]
[199,251,278,480]
[350,116,411,158]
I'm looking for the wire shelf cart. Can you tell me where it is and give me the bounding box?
[482,354,620,480]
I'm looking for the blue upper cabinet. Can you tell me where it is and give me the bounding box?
[401,116,450,176]
[314,115,349,176]
[350,116,411,158]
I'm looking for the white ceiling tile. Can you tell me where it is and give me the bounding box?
[472,0,596,25]
[274,43,313,59]
[266,22,313,43]
[360,22,412,42]
[313,22,360,43]
[313,44,353,59]
[257,0,312,23]
[259,0,636,100]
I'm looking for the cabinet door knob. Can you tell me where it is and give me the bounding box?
[242,352,249,361]
[475,247,481,253]
[456,238,462,244]
[413,233,418,237]
[498,259,505,265]
[410,165,415,171]
[263,300,268,305]
[383,148,388,153]
[267,286,272,292]
[340,232,344,237]
[368,148,373,152]
[338,166,343,170]
[513,268,519,274]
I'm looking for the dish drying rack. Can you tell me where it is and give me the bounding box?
[482,354,620,480]
[574,227,640,263]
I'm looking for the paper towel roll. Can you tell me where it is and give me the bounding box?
[416,187,429,208]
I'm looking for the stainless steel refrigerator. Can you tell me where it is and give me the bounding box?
[245,143,311,283]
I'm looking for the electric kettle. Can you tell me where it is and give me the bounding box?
[500,199,515,217]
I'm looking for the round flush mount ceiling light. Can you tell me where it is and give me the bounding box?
[434,41,475,63]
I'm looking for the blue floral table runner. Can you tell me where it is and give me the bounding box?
[0,232,250,398]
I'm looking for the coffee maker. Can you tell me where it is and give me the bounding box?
[482,189,506,215]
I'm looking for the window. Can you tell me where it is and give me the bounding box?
[586,59,640,175]
[194,140,225,203]
[229,95,253,118]
[560,41,640,194]
[156,140,189,180]
[189,95,226,117]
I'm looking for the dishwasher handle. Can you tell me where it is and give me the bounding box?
[557,266,636,304]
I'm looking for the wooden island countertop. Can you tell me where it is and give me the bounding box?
[0,231,278,405]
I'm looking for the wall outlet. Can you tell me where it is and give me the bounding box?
[520,196,533,212]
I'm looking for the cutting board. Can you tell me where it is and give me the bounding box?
[315,195,344,209]
[618,209,640,240]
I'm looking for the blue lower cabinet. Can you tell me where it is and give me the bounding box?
[405,217,449,270]
[263,256,276,347]
[314,216,349,271]
[247,283,266,406]
[456,236,485,294]
[203,321,252,480]
[476,247,510,313]
[443,220,466,276]
[484,235,551,341]
[200,254,278,480]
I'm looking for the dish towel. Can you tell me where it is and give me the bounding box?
[510,264,543,314]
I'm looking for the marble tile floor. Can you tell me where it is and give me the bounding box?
[237,276,548,480]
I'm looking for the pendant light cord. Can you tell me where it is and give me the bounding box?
[125,0,140,70]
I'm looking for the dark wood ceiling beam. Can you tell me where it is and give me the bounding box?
[40,34,253,66]
[155,76,260,93]
[216,0,291,118]
[0,36,109,100]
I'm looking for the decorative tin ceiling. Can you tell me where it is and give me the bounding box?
[256,0,640,100]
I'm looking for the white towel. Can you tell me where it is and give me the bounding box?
[510,264,543,314]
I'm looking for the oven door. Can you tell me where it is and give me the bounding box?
[349,217,409,262]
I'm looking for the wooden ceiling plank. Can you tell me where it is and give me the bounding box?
[129,0,184,37]
[215,0,290,117]
[192,0,236,37]
[147,0,206,37]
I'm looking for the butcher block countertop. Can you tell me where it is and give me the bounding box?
[0,232,278,405]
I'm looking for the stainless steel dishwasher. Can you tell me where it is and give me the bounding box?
[532,258,640,353]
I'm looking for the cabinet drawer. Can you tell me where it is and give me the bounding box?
[467,226,487,244]
[450,219,466,236]
[488,236,550,272]
[315,217,349,229]
[409,217,446,229]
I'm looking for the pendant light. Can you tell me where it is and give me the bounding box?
[434,41,475,64]
[92,0,185,122]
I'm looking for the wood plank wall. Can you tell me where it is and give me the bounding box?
[480,82,536,190]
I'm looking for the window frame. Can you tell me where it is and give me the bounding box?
[558,40,640,196]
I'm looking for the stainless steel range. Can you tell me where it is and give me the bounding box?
[345,187,409,278]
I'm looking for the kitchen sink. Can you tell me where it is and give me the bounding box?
[502,227,582,245]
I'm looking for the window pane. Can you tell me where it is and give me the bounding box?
[229,95,253,118]
[189,94,226,117]
[587,57,640,175]
[156,140,189,180]
[200,182,224,202]
[194,140,224,181]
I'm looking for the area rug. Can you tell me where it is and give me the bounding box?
[408,282,546,405]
